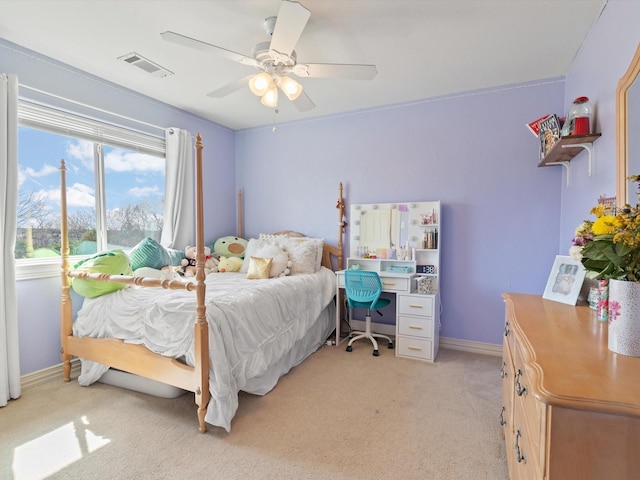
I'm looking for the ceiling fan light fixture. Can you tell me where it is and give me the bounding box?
[249,72,272,96]
[278,76,302,100]
[261,84,278,108]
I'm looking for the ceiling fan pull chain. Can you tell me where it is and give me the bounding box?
[272,108,279,132]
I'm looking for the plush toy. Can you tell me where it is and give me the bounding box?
[213,236,248,259]
[181,246,218,277]
[218,255,243,273]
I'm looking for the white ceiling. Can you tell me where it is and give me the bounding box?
[0,0,606,131]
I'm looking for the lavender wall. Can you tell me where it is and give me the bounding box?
[236,80,566,345]
[1,40,235,375]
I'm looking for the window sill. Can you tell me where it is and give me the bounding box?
[15,256,83,281]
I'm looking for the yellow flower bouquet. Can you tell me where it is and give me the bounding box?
[571,177,640,282]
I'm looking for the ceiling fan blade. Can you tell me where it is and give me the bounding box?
[269,1,311,58]
[294,63,378,80]
[161,31,257,67]
[206,75,253,98]
[292,91,315,112]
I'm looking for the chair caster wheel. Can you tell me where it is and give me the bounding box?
[388,342,394,349]
[373,349,380,356]
[346,345,353,352]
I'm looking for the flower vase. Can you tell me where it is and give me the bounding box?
[608,279,640,357]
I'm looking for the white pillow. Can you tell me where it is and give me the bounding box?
[256,243,290,277]
[249,234,325,275]
[240,238,268,273]
[280,236,324,275]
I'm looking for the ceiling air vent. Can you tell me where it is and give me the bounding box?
[118,52,173,78]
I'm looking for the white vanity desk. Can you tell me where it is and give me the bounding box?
[335,200,442,361]
[335,267,440,362]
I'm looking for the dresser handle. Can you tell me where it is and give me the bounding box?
[500,362,507,379]
[408,304,423,308]
[500,406,507,426]
[382,281,396,286]
[504,322,510,337]
[515,429,527,464]
[515,369,527,396]
[409,325,423,330]
[408,346,422,351]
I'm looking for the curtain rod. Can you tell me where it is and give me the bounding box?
[18,83,166,133]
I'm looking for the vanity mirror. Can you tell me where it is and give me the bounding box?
[349,201,439,258]
[616,42,640,206]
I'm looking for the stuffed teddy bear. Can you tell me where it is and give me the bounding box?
[213,236,248,259]
[217,255,243,273]
[181,246,219,277]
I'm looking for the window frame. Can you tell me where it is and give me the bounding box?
[15,100,166,280]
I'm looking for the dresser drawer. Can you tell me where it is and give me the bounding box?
[397,337,433,360]
[397,294,434,316]
[397,314,434,339]
[380,276,410,292]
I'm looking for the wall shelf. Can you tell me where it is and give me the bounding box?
[537,133,601,186]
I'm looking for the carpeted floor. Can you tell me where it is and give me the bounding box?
[0,345,509,480]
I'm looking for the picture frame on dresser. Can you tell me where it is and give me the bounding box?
[542,255,586,305]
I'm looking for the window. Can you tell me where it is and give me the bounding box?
[15,101,166,279]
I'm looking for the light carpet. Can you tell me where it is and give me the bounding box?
[0,345,509,480]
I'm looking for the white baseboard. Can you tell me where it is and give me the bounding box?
[21,358,81,390]
[439,337,502,357]
[347,320,502,357]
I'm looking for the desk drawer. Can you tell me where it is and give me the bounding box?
[378,276,410,292]
[398,294,434,316]
[397,315,434,339]
[397,337,433,360]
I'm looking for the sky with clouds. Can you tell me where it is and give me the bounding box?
[18,126,165,223]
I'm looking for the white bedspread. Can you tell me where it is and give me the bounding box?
[74,267,337,432]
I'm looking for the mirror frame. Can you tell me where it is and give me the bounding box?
[616,42,640,206]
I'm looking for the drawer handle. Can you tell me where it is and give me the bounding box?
[500,361,507,379]
[408,304,423,308]
[500,406,506,426]
[504,322,510,337]
[515,429,526,464]
[408,346,422,351]
[409,325,423,330]
[515,369,527,396]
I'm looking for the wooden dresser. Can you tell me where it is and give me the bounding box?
[502,293,640,480]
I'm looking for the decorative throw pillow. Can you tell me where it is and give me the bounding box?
[255,233,324,274]
[240,238,268,273]
[165,247,186,266]
[128,237,171,271]
[280,236,325,275]
[71,249,133,298]
[246,256,273,279]
[255,243,290,277]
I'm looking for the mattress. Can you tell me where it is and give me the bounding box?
[73,267,337,431]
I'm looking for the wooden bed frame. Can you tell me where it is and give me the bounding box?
[59,133,346,432]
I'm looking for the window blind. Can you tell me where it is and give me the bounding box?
[18,101,165,157]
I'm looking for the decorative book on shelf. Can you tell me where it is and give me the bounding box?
[538,114,561,160]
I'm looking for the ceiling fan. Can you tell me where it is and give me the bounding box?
[160,0,377,111]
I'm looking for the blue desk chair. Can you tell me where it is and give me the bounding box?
[344,270,394,356]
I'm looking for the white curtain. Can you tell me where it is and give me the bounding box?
[160,128,194,249]
[0,73,21,406]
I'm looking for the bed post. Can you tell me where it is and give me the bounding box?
[60,159,73,382]
[237,188,243,238]
[193,134,210,433]
[336,182,346,270]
